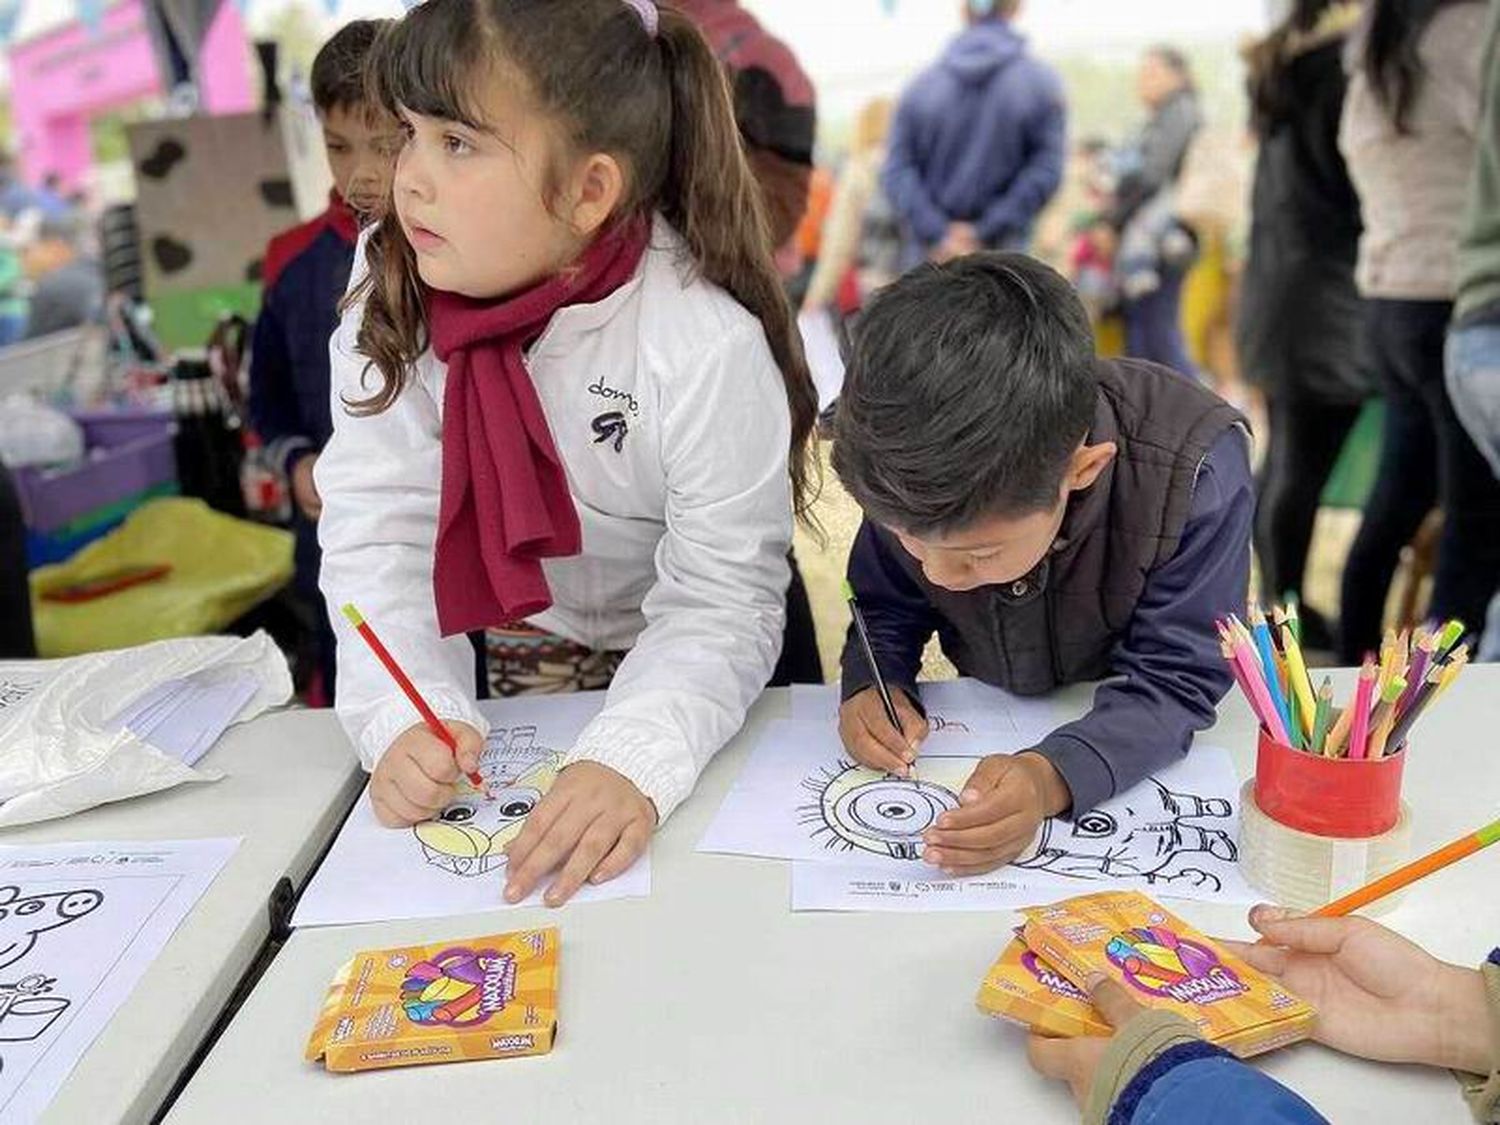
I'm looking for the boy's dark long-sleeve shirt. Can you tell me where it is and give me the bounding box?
[248,192,358,478]
[841,428,1252,817]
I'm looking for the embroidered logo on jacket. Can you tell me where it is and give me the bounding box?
[588,376,639,416]
[592,411,628,453]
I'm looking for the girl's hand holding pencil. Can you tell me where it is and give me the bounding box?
[371,721,486,827]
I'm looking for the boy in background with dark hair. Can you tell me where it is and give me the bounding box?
[248,18,400,703]
[833,253,1252,877]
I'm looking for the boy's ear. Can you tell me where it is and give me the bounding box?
[567,152,627,238]
[1065,441,1117,493]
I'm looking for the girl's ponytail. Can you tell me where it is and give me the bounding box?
[655,7,819,523]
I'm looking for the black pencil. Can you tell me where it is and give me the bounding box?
[843,580,904,736]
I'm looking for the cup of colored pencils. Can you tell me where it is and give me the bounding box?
[1217,608,1469,839]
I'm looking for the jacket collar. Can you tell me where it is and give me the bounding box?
[526,214,678,359]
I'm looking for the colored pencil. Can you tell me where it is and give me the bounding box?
[1279,622,1317,743]
[1365,675,1407,760]
[1310,679,1333,754]
[1397,629,1436,717]
[1219,632,1260,723]
[1249,607,1294,744]
[1315,817,1500,917]
[1385,662,1445,753]
[843,580,905,741]
[1284,593,1302,644]
[340,603,486,790]
[1324,698,1355,757]
[1226,620,1291,745]
[1434,645,1470,701]
[1435,618,1467,658]
[1347,659,1377,761]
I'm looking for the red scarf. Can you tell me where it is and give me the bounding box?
[428,222,649,636]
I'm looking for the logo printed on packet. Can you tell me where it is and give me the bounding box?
[1020,951,1091,1003]
[400,948,517,1028]
[1106,921,1248,1005]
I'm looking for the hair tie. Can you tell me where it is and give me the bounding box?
[623,0,659,37]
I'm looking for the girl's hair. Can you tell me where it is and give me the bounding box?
[1246,0,1343,136]
[1359,0,1477,134]
[349,0,819,520]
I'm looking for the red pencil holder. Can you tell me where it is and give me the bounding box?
[1253,729,1406,838]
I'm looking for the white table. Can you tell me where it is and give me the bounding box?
[1,708,364,1125]
[166,676,1500,1124]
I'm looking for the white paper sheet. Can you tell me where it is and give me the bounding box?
[108,666,263,766]
[790,865,1044,913]
[697,720,1024,862]
[699,719,1257,911]
[788,678,1064,741]
[293,692,650,928]
[0,837,239,1122]
[796,307,845,411]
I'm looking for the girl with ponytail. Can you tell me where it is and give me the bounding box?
[318,0,817,905]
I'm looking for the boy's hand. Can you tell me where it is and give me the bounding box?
[291,454,322,521]
[922,751,1069,876]
[370,720,483,827]
[1027,973,1150,1108]
[1223,906,1494,1074]
[838,687,929,777]
[503,762,656,908]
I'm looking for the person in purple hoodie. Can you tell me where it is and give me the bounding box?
[882,0,1066,267]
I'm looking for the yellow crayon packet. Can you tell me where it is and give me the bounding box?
[1020,891,1315,1058]
[976,929,1113,1038]
[305,927,559,1073]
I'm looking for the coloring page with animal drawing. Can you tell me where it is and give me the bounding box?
[293,692,650,928]
[698,720,1256,911]
[0,838,238,1122]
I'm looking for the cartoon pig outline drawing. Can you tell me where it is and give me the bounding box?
[0,886,104,972]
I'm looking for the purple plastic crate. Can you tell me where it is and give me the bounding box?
[13,410,178,534]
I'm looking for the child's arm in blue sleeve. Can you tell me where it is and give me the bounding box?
[1032,426,1253,814]
[247,282,314,477]
[1108,1044,1328,1125]
[840,519,939,704]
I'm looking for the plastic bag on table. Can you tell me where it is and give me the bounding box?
[29,496,293,658]
[0,631,292,827]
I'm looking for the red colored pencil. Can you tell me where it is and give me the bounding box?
[341,603,485,789]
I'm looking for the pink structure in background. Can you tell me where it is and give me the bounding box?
[7,0,256,190]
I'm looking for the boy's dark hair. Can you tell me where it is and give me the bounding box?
[311,19,388,115]
[832,253,1098,537]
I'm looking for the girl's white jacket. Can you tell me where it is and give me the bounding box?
[316,217,793,822]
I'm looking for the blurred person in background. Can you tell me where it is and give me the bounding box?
[801,97,900,317]
[1101,45,1203,376]
[676,0,818,270]
[1336,0,1500,661]
[1446,0,1500,659]
[21,215,102,340]
[883,0,1066,267]
[1238,0,1369,651]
